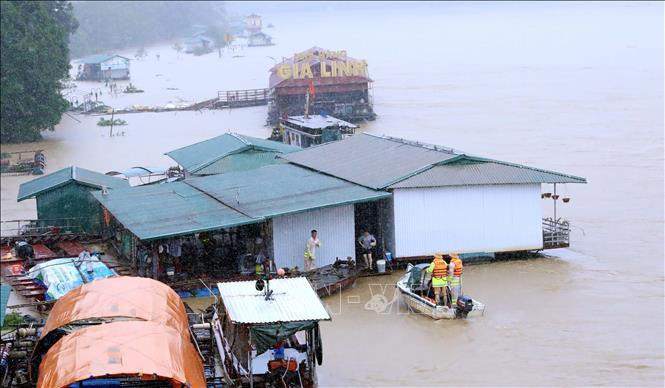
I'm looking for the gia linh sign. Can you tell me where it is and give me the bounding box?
[277,50,368,80]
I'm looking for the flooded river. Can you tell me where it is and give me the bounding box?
[2,2,663,386]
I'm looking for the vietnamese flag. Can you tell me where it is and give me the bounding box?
[308,80,316,100]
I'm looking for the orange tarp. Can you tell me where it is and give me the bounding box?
[40,276,190,341]
[37,321,206,388]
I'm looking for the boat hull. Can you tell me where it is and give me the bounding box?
[396,269,485,320]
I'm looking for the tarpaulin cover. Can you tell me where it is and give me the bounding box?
[39,276,190,341]
[27,257,114,301]
[37,321,206,388]
[250,321,317,355]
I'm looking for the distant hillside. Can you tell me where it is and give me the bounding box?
[70,1,227,58]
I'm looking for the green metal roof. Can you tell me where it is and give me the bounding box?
[194,150,288,176]
[283,134,586,189]
[0,284,10,327]
[92,182,257,241]
[166,133,299,174]
[18,166,129,202]
[389,159,587,188]
[187,164,390,218]
[93,164,389,241]
[78,54,129,64]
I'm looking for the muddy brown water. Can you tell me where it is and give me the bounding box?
[2,2,663,386]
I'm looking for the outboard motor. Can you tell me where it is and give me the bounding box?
[455,295,474,318]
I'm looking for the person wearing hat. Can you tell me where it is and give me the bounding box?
[448,253,464,304]
[426,254,449,306]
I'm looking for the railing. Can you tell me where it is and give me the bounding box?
[542,218,570,249]
[217,88,270,104]
[0,218,87,238]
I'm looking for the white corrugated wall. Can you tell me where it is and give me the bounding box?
[272,205,355,269]
[393,184,543,257]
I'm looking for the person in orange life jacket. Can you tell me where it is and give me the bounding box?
[426,254,449,306]
[448,253,463,304]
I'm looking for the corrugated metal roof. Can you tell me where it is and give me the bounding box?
[93,164,388,240]
[389,161,587,188]
[92,182,256,241]
[193,150,287,176]
[18,166,129,201]
[77,54,129,64]
[186,164,391,218]
[282,133,459,189]
[217,277,331,324]
[166,133,299,173]
[284,115,357,129]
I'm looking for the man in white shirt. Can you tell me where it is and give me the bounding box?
[304,229,320,272]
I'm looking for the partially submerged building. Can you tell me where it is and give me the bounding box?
[248,31,274,47]
[166,133,299,176]
[184,34,213,54]
[279,114,357,148]
[267,47,376,125]
[17,166,129,235]
[75,54,130,81]
[283,134,587,257]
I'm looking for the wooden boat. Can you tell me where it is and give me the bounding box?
[396,263,485,320]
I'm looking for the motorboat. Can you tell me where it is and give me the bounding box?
[396,263,485,320]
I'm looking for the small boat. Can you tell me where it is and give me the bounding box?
[396,263,485,320]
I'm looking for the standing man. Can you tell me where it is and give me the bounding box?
[426,254,449,306]
[448,253,463,304]
[357,230,377,271]
[304,229,320,272]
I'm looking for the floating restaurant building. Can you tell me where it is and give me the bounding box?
[15,134,585,275]
[267,47,376,125]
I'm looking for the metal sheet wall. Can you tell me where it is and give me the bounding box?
[393,184,543,257]
[272,205,355,269]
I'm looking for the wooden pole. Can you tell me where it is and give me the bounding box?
[109,109,115,137]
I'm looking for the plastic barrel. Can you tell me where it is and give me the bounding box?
[376,260,386,273]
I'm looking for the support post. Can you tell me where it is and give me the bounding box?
[248,330,253,388]
[553,183,557,223]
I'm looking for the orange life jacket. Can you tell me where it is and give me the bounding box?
[451,257,463,277]
[432,257,448,278]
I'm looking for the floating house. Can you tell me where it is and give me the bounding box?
[166,133,299,176]
[267,47,376,125]
[283,134,587,258]
[75,54,130,81]
[17,166,129,235]
[280,114,356,148]
[248,31,274,47]
[93,163,390,271]
[184,34,213,54]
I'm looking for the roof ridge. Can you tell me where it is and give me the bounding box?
[363,133,459,154]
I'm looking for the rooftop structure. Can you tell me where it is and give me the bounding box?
[217,277,331,324]
[93,163,389,240]
[166,133,299,175]
[283,133,586,189]
[17,166,129,201]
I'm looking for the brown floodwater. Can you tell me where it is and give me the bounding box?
[2,2,663,386]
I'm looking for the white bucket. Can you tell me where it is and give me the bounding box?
[376,259,386,273]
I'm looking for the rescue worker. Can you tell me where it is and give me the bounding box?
[448,253,463,304]
[303,229,320,272]
[426,254,448,306]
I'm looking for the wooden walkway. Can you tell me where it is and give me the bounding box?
[213,88,270,109]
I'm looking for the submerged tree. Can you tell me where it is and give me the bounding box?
[1,1,78,143]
